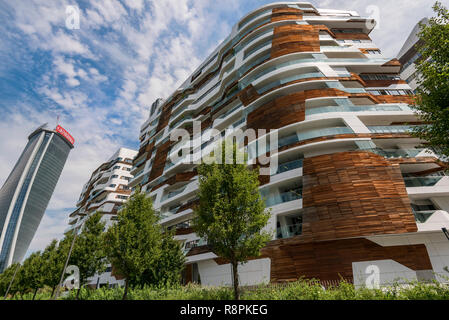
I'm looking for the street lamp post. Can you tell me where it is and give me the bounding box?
[4,263,21,300]
[53,224,81,300]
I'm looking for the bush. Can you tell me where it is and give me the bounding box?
[2,279,449,300]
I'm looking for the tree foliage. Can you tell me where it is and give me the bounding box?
[104,190,185,299]
[69,212,108,287]
[0,263,21,298]
[41,239,67,296]
[17,251,43,299]
[193,140,271,299]
[412,1,449,157]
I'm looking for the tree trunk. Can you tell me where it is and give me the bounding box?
[50,286,56,298]
[122,279,129,300]
[32,288,38,300]
[232,261,239,300]
[76,287,81,300]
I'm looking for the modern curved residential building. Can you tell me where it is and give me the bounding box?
[130,2,449,287]
[397,18,429,93]
[0,124,74,272]
[67,147,137,287]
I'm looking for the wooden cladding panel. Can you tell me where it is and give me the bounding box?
[175,227,194,236]
[186,245,212,257]
[246,88,348,131]
[151,170,197,192]
[261,238,432,282]
[148,140,171,182]
[178,199,199,213]
[362,80,407,87]
[300,151,417,243]
[333,32,371,41]
[246,92,306,131]
[271,24,320,59]
[375,95,415,105]
[271,7,303,23]
[156,105,173,133]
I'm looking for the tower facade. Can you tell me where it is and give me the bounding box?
[0,124,74,272]
[130,2,449,287]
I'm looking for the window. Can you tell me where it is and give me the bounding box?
[332,28,363,34]
[109,184,116,188]
[116,195,128,200]
[368,89,413,96]
[360,74,401,81]
[111,175,118,179]
[113,165,120,170]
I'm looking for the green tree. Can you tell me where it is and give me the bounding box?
[193,140,271,300]
[141,229,185,287]
[104,190,184,299]
[412,2,449,157]
[41,239,69,297]
[17,251,44,300]
[0,263,21,299]
[69,212,108,299]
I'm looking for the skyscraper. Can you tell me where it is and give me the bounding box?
[0,124,74,272]
[130,2,449,287]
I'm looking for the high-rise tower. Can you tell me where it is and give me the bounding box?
[0,124,74,272]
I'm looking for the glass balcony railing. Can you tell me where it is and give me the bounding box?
[296,127,353,143]
[413,210,437,224]
[170,115,193,129]
[367,148,424,159]
[244,38,272,60]
[264,189,302,207]
[273,159,303,175]
[216,104,242,121]
[250,127,353,159]
[306,104,412,116]
[404,176,443,188]
[161,207,181,220]
[368,125,416,134]
[238,8,272,30]
[277,223,303,239]
[162,187,186,202]
[257,72,324,94]
[237,52,271,79]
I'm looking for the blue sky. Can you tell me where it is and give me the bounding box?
[0,0,446,257]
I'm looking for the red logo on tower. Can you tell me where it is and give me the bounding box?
[56,125,75,146]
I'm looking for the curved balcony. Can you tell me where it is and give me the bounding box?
[404,176,443,188]
[263,188,302,208]
[306,104,413,116]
